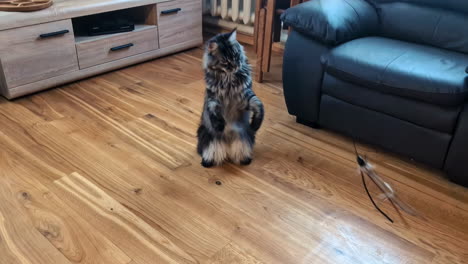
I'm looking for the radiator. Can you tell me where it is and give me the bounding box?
[203,0,256,35]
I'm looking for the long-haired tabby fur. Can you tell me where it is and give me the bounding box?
[197,29,264,167]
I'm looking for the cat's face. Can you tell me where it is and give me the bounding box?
[203,29,243,73]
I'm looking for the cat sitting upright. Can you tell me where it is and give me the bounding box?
[197,29,264,168]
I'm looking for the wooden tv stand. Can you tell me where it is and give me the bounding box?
[0,0,202,99]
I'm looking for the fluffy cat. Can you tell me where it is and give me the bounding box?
[197,29,264,167]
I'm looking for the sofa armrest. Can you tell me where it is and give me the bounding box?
[280,0,379,45]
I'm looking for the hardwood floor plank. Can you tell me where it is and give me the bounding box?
[54,172,196,264]
[57,88,185,170]
[174,163,434,264]
[0,96,228,262]
[2,117,228,262]
[274,122,468,208]
[0,150,131,264]
[208,243,264,264]
[265,123,468,231]
[253,130,467,263]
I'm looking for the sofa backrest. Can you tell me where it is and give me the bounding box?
[366,0,468,54]
[368,0,468,14]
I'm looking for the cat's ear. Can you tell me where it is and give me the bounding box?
[228,28,237,42]
[208,42,218,52]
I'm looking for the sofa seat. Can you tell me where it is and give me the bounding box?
[324,37,468,106]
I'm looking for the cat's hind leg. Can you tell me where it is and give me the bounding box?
[197,124,226,167]
[198,124,228,167]
[228,136,253,165]
[202,139,228,167]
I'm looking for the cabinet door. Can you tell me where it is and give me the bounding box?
[0,19,78,88]
[157,0,202,48]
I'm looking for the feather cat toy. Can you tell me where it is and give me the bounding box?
[355,151,417,223]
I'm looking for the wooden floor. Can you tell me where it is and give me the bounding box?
[0,44,467,264]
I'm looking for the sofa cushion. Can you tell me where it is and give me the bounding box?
[322,74,461,134]
[376,2,468,54]
[280,0,378,45]
[323,37,468,106]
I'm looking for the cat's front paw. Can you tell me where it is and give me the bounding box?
[213,120,225,132]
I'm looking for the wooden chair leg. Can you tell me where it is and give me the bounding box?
[254,0,263,52]
[255,8,266,83]
[261,0,276,73]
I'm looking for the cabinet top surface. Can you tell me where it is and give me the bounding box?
[0,0,172,31]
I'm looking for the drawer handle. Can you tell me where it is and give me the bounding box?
[39,29,70,38]
[110,43,134,51]
[161,8,181,14]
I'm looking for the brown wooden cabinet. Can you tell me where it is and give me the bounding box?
[157,0,202,48]
[0,0,202,99]
[0,19,78,88]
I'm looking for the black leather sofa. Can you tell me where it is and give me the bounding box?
[281,0,468,187]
